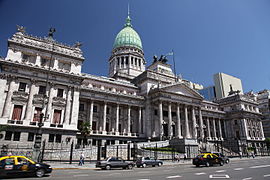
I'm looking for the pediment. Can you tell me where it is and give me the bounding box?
[160,83,203,99]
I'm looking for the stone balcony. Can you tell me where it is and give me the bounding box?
[12,91,29,102]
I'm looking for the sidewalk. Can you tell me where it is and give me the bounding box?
[46,156,270,170]
[46,160,192,170]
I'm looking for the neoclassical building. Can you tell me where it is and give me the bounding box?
[0,14,265,154]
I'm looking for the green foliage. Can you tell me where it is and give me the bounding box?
[247,147,256,151]
[79,121,91,136]
[0,125,7,132]
[141,146,176,152]
[265,137,270,148]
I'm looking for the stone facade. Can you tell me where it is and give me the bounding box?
[0,16,266,155]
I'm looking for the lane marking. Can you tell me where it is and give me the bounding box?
[250,164,270,169]
[216,170,226,172]
[234,168,244,171]
[137,179,151,180]
[166,175,182,179]
[73,174,89,177]
[209,174,230,179]
[242,178,252,180]
[109,173,121,175]
[195,172,206,175]
[264,174,270,177]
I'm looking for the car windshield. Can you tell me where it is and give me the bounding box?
[196,155,204,158]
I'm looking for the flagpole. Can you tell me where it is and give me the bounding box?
[172,49,177,82]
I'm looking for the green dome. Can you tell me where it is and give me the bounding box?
[113,16,143,50]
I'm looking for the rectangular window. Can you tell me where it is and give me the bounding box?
[41,58,47,66]
[48,134,55,142]
[12,105,23,121]
[55,134,62,143]
[172,112,176,117]
[163,111,168,117]
[38,86,46,95]
[27,133,35,142]
[4,131,12,140]
[106,107,110,114]
[93,105,97,112]
[117,58,120,66]
[154,109,158,115]
[92,121,97,130]
[79,104,85,111]
[13,132,21,141]
[57,89,64,97]
[125,57,129,64]
[18,82,27,92]
[53,110,61,124]
[33,107,42,122]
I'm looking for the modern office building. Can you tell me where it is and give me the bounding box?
[214,72,243,99]
[198,86,216,101]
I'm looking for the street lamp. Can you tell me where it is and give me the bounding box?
[33,28,56,162]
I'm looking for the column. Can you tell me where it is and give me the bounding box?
[24,80,36,121]
[159,101,164,139]
[46,83,54,124]
[168,103,172,138]
[127,105,131,135]
[184,105,190,138]
[176,103,182,138]
[88,100,94,131]
[199,107,204,139]
[64,87,71,125]
[138,107,142,134]
[259,121,265,139]
[192,106,197,139]
[242,118,249,139]
[115,104,119,135]
[103,102,107,133]
[2,77,16,118]
[206,117,211,140]
[213,118,217,140]
[70,87,80,128]
[218,119,223,139]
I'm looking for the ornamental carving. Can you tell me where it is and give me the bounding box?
[52,97,66,108]
[33,94,48,105]
[12,91,29,102]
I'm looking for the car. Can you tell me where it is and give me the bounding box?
[212,152,230,164]
[192,153,224,167]
[96,157,134,170]
[0,155,52,178]
[136,157,163,168]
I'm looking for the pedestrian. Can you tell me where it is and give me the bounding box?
[184,153,187,162]
[79,152,85,166]
[175,154,179,162]
[251,152,255,159]
[239,151,242,159]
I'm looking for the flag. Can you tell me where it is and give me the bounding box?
[166,52,174,56]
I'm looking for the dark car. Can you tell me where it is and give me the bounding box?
[136,157,163,168]
[0,156,52,178]
[212,152,230,164]
[193,153,224,167]
[96,157,134,170]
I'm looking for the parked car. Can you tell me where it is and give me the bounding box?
[96,157,134,170]
[192,153,224,167]
[212,152,230,164]
[136,157,163,168]
[0,155,52,178]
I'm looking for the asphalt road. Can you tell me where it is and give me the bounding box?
[10,158,270,180]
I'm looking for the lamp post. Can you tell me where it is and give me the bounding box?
[33,28,56,162]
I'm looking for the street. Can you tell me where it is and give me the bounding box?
[13,157,270,180]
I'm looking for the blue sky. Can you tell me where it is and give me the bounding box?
[0,0,270,92]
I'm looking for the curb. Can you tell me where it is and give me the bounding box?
[53,167,99,170]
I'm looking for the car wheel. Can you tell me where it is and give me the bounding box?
[127,164,133,169]
[220,161,224,166]
[137,165,140,168]
[36,168,45,178]
[225,159,229,164]
[158,162,162,167]
[205,162,210,167]
[105,165,111,170]
[142,163,147,168]
[196,164,200,167]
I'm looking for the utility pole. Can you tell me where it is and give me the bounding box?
[33,28,56,162]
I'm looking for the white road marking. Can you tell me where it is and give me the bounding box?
[249,164,270,169]
[195,172,206,175]
[166,175,182,179]
[264,174,270,177]
[216,170,226,172]
[234,168,244,171]
[137,179,150,180]
[209,174,230,179]
[109,173,121,175]
[242,177,252,180]
[73,174,89,177]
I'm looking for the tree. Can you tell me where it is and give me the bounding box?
[79,121,91,148]
[265,137,270,149]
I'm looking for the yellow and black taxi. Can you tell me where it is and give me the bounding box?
[0,155,52,178]
[192,153,224,167]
